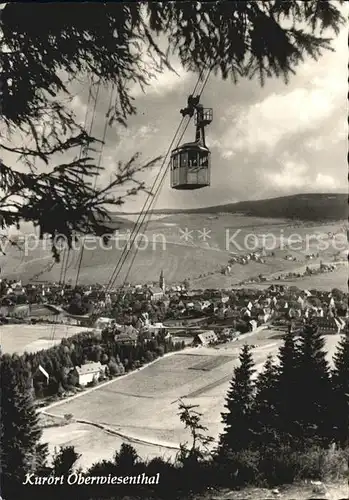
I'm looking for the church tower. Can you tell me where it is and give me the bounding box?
[159,269,165,291]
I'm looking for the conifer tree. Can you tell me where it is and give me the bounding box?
[252,355,280,450]
[275,330,303,447]
[218,344,256,455]
[52,445,81,476]
[331,333,349,447]
[296,324,333,448]
[0,354,48,496]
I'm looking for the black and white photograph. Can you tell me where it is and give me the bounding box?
[0,2,348,499]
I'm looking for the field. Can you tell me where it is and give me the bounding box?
[40,329,342,469]
[0,324,93,355]
[1,214,346,290]
[1,240,230,285]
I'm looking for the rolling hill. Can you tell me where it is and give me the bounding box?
[119,193,348,221]
[1,193,347,288]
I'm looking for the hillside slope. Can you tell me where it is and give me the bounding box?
[121,194,348,221]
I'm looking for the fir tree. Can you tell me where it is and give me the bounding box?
[275,330,303,448]
[296,324,333,448]
[0,354,48,496]
[218,344,256,455]
[52,445,81,476]
[331,333,349,447]
[114,443,139,470]
[252,355,280,450]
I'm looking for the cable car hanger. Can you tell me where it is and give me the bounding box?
[170,94,213,190]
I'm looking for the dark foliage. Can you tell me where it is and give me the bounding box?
[331,333,349,447]
[274,329,304,447]
[2,326,349,499]
[296,324,334,447]
[0,354,48,497]
[218,344,256,455]
[251,355,280,449]
[214,327,349,488]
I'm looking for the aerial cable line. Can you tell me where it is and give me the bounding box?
[73,79,102,289]
[58,246,68,285]
[121,118,191,287]
[51,79,98,344]
[121,66,212,286]
[106,67,207,291]
[105,116,186,292]
[105,109,192,292]
[52,81,95,344]
[106,67,209,291]
[59,82,95,287]
[74,85,115,288]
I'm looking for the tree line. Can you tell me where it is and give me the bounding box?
[1,324,348,499]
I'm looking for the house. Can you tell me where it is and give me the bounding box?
[147,322,166,335]
[289,319,304,334]
[94,317,116,330]
[141,321,162,338]
[225,308,240,320]
[7,304,30,319]
[201,300,211,310]
[258,309,272,323]
[115,332,138,346]
[141,328,158,341]
[192,330,218,346]
[288,307,301,319]
[163,319,183,327]
[0,305,9,316]
[149,286,165,302]
[7,281,26,296]
[118,324,139,336]
[218,328,235,341]
[115,326,138,346]
[313,317,344,335]
[216,308,226,320]
[73,362,106,387]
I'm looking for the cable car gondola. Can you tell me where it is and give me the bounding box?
[170,95,213,190]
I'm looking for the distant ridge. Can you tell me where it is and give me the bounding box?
[117,193,348,221]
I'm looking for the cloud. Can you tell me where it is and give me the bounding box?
[262,157,340,193]
[214,27,346,145]
[263,160,309,190]
[314,173,339,190]
[131,63,191,99]
[215,69,345,157]
[304,118,347,152]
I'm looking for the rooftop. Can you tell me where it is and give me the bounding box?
[75,362,103,375]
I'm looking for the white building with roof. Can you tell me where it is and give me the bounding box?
[73,362,106,387]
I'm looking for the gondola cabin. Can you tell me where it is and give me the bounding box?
[170,142,210,190]
[170,98,212,190]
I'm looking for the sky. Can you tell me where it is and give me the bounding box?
[3,6,348,213]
